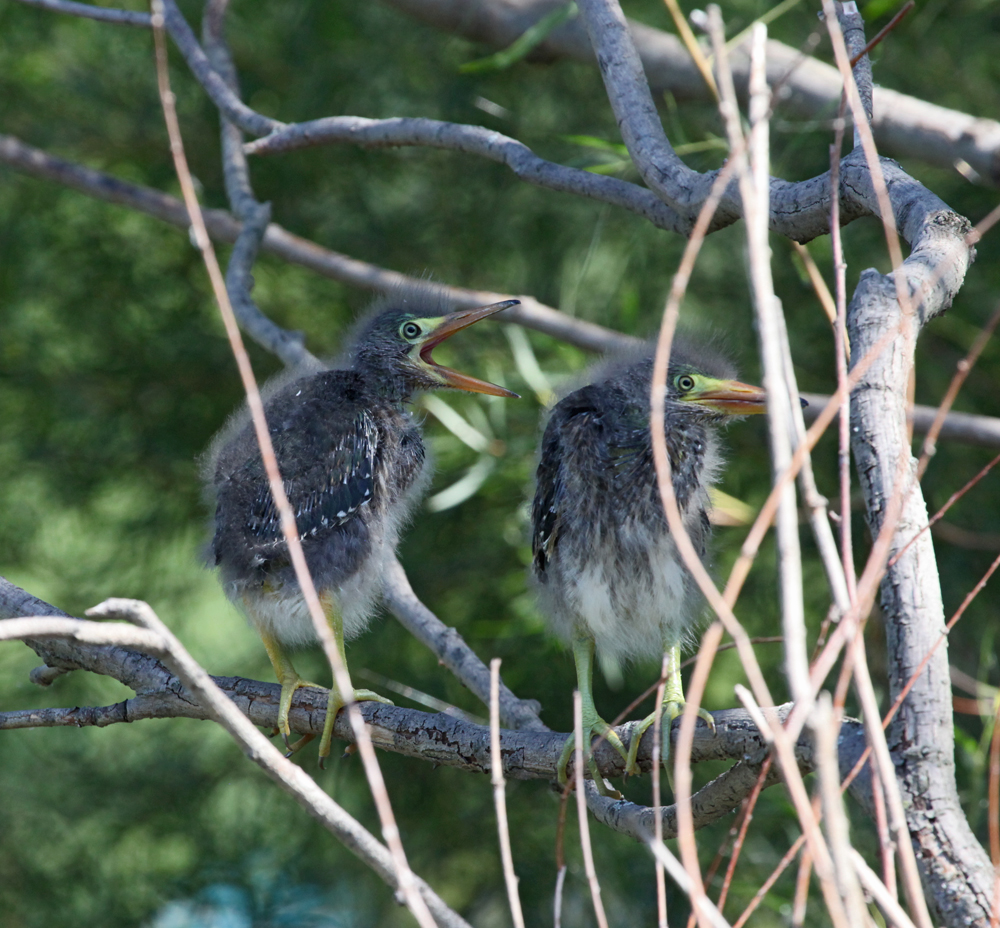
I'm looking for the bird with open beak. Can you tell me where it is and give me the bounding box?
[205,288,518,762]
[531,340,771,791]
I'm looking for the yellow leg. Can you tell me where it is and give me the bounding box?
[625,641,716,776]
[260,629,324,751]
[317,595,392,764]
[557,634,629,797]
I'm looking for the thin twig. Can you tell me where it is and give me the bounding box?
[644,834,734,928]
[830,91,858,606]
[870,752,898,900]
[813,693,868,923]
[790,844,811,927]
[2,606,470,927]
[714,756,772,916]
[661,0,718,100]
[736,21,810,707]
[147,9,436,925]
[849,1,915,67]
[675,622,725,928]
[491,659,525,928]
[917,298,1000,478]
[573,690,610,928]
[652,652,669,928]
[851,850,919,928]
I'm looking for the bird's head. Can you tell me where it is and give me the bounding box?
[667,363,767,418]
[352,297,520,399]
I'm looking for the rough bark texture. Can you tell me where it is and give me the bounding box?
[849,213,993,924]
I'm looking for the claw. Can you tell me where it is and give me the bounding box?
[625,701,716,774]
[556,717,629,795]
[318,688,394,761]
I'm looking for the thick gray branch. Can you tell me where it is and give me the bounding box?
[160,0,282,137]
[1,576,873,848]
[15,0,151,26]
[8,135,1000,448]
[384,0,1000,185]
[200,7,318,370]
[244,116,688,234]
[845,155,991,928]
[0,133,631,353]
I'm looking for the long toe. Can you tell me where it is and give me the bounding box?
[277,676,322,748]
[318,688,394,763]
[557,718,627,789]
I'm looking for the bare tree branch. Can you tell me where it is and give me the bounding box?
[0,575,873,851]
[244,117,688,233]
[0,135,630,354]
[383,0,1000,185]
[382,557,545,732]
[14,0,151,26]
[159,0,281,137]
[201,2,319,370]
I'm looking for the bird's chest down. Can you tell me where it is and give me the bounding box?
[227,416,429,649]
[562,517,701,663]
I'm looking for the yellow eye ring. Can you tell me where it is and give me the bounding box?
[401,321,422,340]
[676,374,695,393]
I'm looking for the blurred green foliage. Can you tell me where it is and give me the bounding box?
[1,0,999,925]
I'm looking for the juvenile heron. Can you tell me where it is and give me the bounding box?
[530,342,767,788]
[206,291,518,760]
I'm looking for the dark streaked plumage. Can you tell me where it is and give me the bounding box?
[530,341,766,787]
[205,289,518,759]
[209,369,428,649]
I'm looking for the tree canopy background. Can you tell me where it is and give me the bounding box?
[1,0,998,925]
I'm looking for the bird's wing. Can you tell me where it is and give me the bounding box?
[217,409,380,564]
[283,409,380,539]
[531,388,608,578]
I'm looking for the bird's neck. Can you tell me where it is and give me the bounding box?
[354,362,414,408]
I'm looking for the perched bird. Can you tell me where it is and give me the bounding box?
[530,341,767,789]
[206,290,518,760]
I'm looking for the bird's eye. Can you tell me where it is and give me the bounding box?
[676,374,696,393]
[400,321,422,340]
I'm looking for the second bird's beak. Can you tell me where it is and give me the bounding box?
[417,300,521,398]
[682,376,768,416]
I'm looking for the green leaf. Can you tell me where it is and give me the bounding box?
[460,2,577,74]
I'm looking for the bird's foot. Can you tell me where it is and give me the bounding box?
[625,701,716,776]
[557,715,629,798]
[276,674,327,752]
[319,688,393,766]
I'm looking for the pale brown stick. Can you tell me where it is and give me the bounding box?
[829,91,859,606]
[870,754,898,900]
[790,844,812,928]
[714,756,772,917]
[710,17,849,926]
[147,7,435,925]
[813,693,868,923]
[675,622,725,928]
[573,690,610,928]
[851,850,919,928]
[490,659,525,928]
[652,652,669,928]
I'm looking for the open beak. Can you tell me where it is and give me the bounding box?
[683,377,768,416]
[418,300,520,398]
